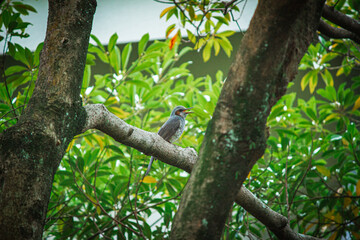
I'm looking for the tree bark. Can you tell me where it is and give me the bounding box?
[170,1,324,239]
[0,1,96,239]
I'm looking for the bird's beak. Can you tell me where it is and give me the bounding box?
[184,107,193,114]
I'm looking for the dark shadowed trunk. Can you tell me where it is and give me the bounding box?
[0,0,96,239]
[170,0,324,239]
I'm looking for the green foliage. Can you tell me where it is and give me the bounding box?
[1,1,359,240]
[0,1,40,129]
[159,0,238,62]
[244,78,360,239]
[43,33,223,239]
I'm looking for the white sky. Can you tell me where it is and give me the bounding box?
[1,0,257,51]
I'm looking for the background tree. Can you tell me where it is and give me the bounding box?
[0,0,359,239]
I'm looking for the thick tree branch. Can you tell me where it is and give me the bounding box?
[83,104,197,173]
[322,5,360,36]
[83,103,322,240]
[318,19,360,44]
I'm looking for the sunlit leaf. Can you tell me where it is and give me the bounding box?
[166,24,176,39]
[121,43,132,70]
[90,34,105,51]
[138,33,150,55]
[169,31,178,50]
[301,70,318,92]
[142,176,157,183]
[202,39,213,62]
[187,30,196,43]
[160,6,176,18]
[309,71,318,93]
[320,69,334,86]
[316,165,330,177]
[108,107,130,119]
[352,96,360,111]
[356,180,360,196]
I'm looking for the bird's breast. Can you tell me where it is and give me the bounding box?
[169,118,185,142]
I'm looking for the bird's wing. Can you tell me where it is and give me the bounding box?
[157,117,180,142]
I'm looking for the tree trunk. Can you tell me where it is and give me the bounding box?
[0,0,96,239]
[170,1,324,239]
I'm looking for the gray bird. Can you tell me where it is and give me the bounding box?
[145,106,193,176]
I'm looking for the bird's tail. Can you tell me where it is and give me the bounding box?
[144,156,155,176]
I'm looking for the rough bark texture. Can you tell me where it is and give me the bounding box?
[170,1,324,239]
[322,5,360,36]
[0,1,96,239]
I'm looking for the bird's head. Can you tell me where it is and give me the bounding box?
[171,106,193,118]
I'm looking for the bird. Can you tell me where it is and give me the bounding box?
[145,106,193,176]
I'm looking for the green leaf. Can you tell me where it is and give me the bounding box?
[213,39,220,56]
[214,16,229,25]
[320,52,338,64]
[7,42,16,57]
[24,48,33,68]
[34,42,43,66]
[88,46,108,63]
[160,6,176,18]
[108,33,118,52]
[301,70,317,92]
[321,69,333,86]
[82,65,91,92]
[2,10,10,28]
[126,80,150,90]
[309,70,318,94]
[90,34,105,51]
[121,43,132,70]
[107,145,124,155]
[188,5,195,20]
[109,46,121,73]
[192,106,209,119]
[204,20,211,33]
[132,61,154,73]
[216,30,235,37]
[138,33,149,56]
[12,3,37,13]
[187,30,196,43]
[146,41,167,53]
[86,53,96,65]
[5,65,27,76]
[316,165,330,177]
[202,39,213,62]
[178,46,192,58]
[166,24,176,38]
[14,44,29,67]
[142,85,163,102]
[218,37,232,57]
[304,107,317,121]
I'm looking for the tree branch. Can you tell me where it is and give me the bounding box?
[318,20,360,44]
[322,5,360,36]
[83,104,197,173]
[83,103,322,240]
